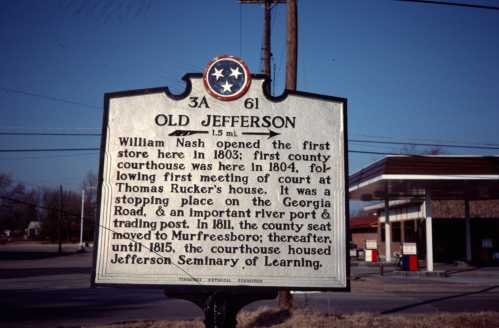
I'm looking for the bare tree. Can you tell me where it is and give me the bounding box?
[40,187,81,242]
[399,144,445,155]
[81,171,98,241]
[0,174,40,235]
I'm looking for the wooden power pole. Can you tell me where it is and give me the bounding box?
[240,0,286,91]
[58,185,63,255]
[240,0,297,311]
[285,0,297,91]
[280,0,297,310]
[263,0,271,78]
[241,0,298,311]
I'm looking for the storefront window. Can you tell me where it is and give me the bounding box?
[392,222,401,242]
[405,221,416,242]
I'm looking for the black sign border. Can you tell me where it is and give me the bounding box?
[91,73,350,293]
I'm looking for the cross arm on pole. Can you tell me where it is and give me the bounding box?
[239,1,286,4]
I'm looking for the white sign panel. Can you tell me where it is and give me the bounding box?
[402,242,417,255]
[93,57,348,290]
[481,239,493,249]
[365,240,377,250]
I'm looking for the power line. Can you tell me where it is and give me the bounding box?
[0,193,208,289]
[0,146,494,157]
[0,86,99,109]
[397,0,499,11]
[0,146,402,155]
[0,127,100,132]
[351,133,499,147]
[0,132,101,136]
[0,152,98,161]
[0,147,99,153]
[7,177,71,191]
[1,139,499,152]
[0,195,79,217]
[350,149,412,156]
[4,128,499,150]
[239,1,243,57]
[349,149,499,157]
[350,139,499,151]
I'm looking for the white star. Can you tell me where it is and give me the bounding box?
[230,67,243,79]
[211,67,224,80]
[220,80,233,93]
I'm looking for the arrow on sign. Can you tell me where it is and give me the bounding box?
[168,130,209,137]
[242,129,280,139]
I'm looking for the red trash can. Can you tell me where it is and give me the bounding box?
[408,255,418,271]
[365,249,378,262]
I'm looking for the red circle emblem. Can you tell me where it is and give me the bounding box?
[203,55,251,101]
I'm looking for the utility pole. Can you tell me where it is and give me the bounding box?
[80,189,85,250]
[240,0,297,311]
[240,0,286,93]
[277,0,297,311]
[285,0,297,91]
[58,185,63,255]
[263,0,271,79]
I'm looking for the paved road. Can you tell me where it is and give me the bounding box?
[1,243,498,327]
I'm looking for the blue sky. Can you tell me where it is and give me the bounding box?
[0,0,498,191]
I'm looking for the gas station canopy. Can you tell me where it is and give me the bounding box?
[349,156,499,201]
[349,156,499,271]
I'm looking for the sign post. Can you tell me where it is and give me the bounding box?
[92,56,349,326]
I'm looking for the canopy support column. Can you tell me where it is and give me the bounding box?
[465,199,472,262]
[425,190,434,272]
[384,197,391,263]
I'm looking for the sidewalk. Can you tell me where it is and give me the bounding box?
[0,241,88,256]
[352,259,499,285]
[0,242,91,270]
[1,247,498,327]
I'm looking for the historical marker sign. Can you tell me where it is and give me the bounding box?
[93,56,349,290]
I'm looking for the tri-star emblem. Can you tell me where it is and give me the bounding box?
[203,56,251,101]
